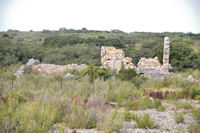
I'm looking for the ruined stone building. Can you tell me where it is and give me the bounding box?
[101,37,172,78]
[16,37,172,79]
[101,46,135,71]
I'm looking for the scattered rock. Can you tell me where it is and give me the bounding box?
[64,73,74,78]
[26,58,40,66]
[136,67,172,79]
[186,75,194,81]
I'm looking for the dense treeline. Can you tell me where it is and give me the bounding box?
[0,29,200,71]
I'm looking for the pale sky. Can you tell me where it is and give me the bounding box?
[0,0,200,33]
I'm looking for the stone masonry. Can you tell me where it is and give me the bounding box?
[101,37,172,78]
[162,37,170,72]
[16,38,172,79]
[136,37,172,78]
[101,46,135,71]
[15,58,87,77]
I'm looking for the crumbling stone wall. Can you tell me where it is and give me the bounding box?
[101,46,135,71]
[137,57,162,69]
[136,37,172,78]
[15,59,87,77]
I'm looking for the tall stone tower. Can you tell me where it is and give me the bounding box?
[162,37,170,72]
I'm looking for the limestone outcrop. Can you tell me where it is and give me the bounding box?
[101,46,135,71]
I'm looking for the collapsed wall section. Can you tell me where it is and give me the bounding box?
[101,46,135,71]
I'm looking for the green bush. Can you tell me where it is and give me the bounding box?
[80,65,111,81]
[133,76,147,87]
[187,123,200,133]
[195,95,200,100]
[15,100,60,132]
[105,81,136,103]
[63,103,97,129]
[175,102,192,109]
[174,111,184,124]
[97,109,124,132]
[124,109,137,121]
[133,97,163,110]
[134,113,156,129]
[191,108,200,123]
[156,105,166,111]
[115,68,138,81]
[0,92,28,132]
[153,99,162,108]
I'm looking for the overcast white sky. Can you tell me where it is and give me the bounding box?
[0,0,200,33]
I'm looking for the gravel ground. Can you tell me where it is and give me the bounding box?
[52,100,199,133]
[118,109,196,133]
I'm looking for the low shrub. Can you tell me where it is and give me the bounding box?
[105,81,136,103]
[156,105,166,111]
[174,111,184,124]
[80,66,111,80]
[15,100,60,133]
[191,88,200,99]
[133,97,153,110]
[191,108,200,123]
[63,103,97,129]
[187,123,200,133]
[195,95,200,100]
[97,109,124,132]
[133,76,147,88]
[124,109,137,121]
[175,102,192,109]
[115,68,138,81]
[166,93,177,100]
[134,113,156,129]
[133,97,164,110]
[153,99,162,108]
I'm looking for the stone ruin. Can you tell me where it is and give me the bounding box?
[136,37,172,78]
[15,58,87,78]
[16,37,172,79]
[101,37,172,78]
[101,46,135,71]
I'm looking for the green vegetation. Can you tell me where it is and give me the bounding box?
[133,97,164,110]
[115,68,138,81]
[187,123,200,133]
[63,103,97,129]
[191,108,200,123]
[174,111,184,124]
[1,30,200,71]
[97,108,124,132]
[124,109,137,121]
[175,102,192,109]
[1,29,200,132]
[134,113,156,129]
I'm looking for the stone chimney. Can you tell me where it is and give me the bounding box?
[162,37,170,72]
